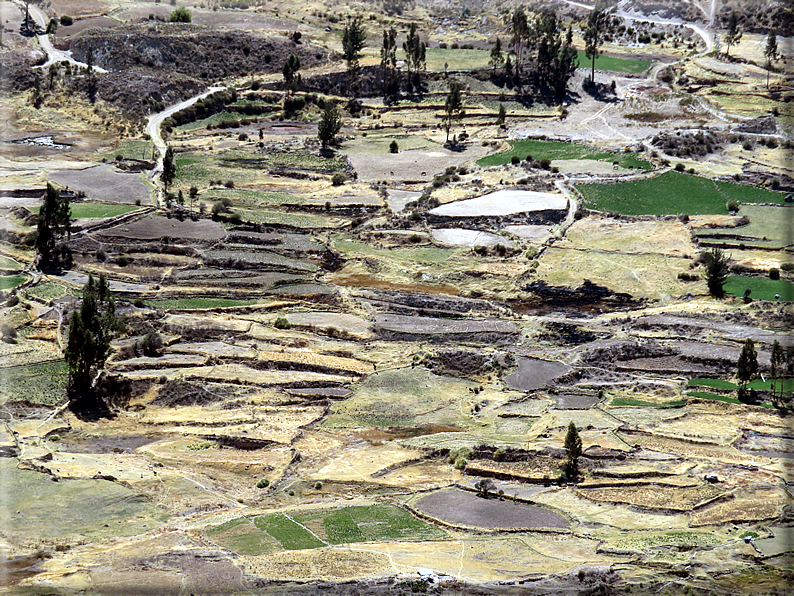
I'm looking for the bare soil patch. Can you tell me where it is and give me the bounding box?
[415,488,569,529]
[100,215,227,241]
[504,358,570,392]
[49,164,151,205]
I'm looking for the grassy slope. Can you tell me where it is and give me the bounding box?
[576,171,787,216]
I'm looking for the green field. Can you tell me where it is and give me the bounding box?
[27,281,73,301]
[0,275,28,290]
[145,297,262,310]
[254,513,326,550]
[575,51,653,74]
[335,240,458,265]
[0,255,23,271]
[29,203,140,219]
[610,397,687,407]
[687,378,738,390]
[0,360,68,405]
[695,204,793,249]
[175,150,346,189]
[208,504,443,555]
[233,208,343,229]
[399,48,490,71]
[98,139,155,162]
[296,504,444,544]
[576,171,787,216]
[724,275,794,302]
[477,138,652,169]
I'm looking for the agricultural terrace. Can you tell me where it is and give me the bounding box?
[576,171,788,215]
[478,139,653,169]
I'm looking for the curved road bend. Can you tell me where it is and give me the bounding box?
[145,87,226,208]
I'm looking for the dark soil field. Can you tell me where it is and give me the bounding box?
[415,488,570,529]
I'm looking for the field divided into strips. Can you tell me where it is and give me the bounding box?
[478,139,652,169]
[0,361,68,405]
[175,151,347,188]
[28,203,141,219]
[208,505,443,554]
[145,298,265,310]
[724,276,794,302]
[576,171,788,215]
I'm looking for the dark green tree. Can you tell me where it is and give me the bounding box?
[737,338,758,393]
[584,1,615,82]
[510,6,530,73]
[724,11,742,58]
[31,73,42,109]
[48,62,59,89]
[168,6,191,23]
[318,103,341,150]
[489,37,504,71]
[402,23,426,91]
[36,183,71,268]
[162,146,176,192]
[380,26,399,98]
[443,80,464,145]
[342,15,367,91]
[496,103,506,125]
[564,421,583,479]
[764,30,778,89]
[282,53,301,94]
[189,185,199,210]
[770,340,785,404]
[536,12,578,98]
[85,46,97,103]
[65,273,123,397]
[46,18,57,34]
[702,247,730,298]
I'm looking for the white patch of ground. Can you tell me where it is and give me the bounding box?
[386,190,422,212]
[431,228,513,248]
[428,190,568,217]
[504,225,553,240]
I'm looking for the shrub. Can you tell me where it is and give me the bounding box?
[780,263,794,272]
[96,248,107,261]
[493,447,506,462]
[742,140,754,151]
[389,140,399,153]
[511,156,520,165]
[116,255,130,267]
[313,481,322,490]
[168,6,191,22]
[134,299,146,308]
[675,163,686,172]
[274,316,291,329]
[769,267,780,280]
[141,331,163,356]
[256,478,270,489]
[726,200,740,213]
[540,158,552,170]
[60,15,73,26]
[1,324,17,339]
[225,180,235,188]
[238,133,248,141]
[288,489,295,496]
[331,173,345,186]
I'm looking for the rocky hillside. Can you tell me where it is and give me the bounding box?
[70,23,329,81]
